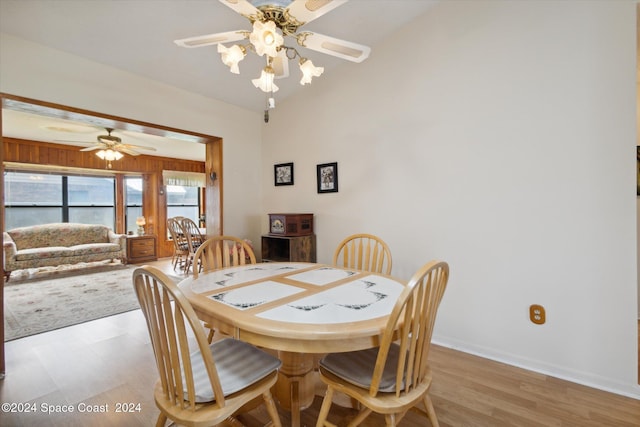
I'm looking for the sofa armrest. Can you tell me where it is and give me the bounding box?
[108,230,127,251]
[3,231,17,262]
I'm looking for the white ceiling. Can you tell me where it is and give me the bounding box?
[0,0,439,160]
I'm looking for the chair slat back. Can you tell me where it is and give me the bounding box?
[133,266,226,410]
[192,236,257,278]
[180,217,205,253]
[370,260,449,397]
[167,217,188,252]
[332,233,392,275]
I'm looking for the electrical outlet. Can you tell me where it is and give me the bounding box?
[529,304,545,325]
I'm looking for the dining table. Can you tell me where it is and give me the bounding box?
[178,262,406,427]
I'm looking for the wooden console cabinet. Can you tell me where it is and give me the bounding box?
[127,235,157,264]
[261,234,316,263]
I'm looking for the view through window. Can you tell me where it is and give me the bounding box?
[4,171,115,230]
[124,176,142,234]
[167,185,201,226]
[5,172,204,234]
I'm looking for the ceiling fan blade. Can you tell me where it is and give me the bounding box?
[80,145,103,152]
[118,147,140,156]
[272,49,290,79]
[53,139,95,147]
[285,0,347,25]
[297,31,370,63]
[218,0,260,19]
[121,143,157,152]
[174,30,247,48]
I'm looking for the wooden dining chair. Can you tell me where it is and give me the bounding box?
[322,234,392,374]
[316,260,449,427]
[193,235,257,343]
[132,265,282,427]
[181,217,206,274]
[332,233,393,275]
[166,217,189,272]
[192,235,257,279]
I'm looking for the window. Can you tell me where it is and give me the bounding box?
[124,177,143,234]
[4,172,63,228]
[4,171,115,230]
[163,171,205,230]
[166,185,200,224]
[67,176,115,225]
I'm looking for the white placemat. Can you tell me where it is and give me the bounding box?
[209,281,304,310]
[285,266,358,286]
[188,262,312,293]
[258,275,404,324]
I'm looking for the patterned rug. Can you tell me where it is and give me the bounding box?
[4,261,158,341]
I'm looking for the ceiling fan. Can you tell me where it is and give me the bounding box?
[57,128,157,157]
[174,0,370,110]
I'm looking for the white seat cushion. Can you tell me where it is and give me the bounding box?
[319,343,406,393]
[186,337,281,403]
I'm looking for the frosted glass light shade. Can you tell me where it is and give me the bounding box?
[218,44,246,74]
[252,67,279,93]
[250,20,283,58]
[299,58,324,85]
[95,149,123,161]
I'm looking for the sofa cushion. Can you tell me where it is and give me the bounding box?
[14,247,74,261]
[70,243,121,256]
[8,223,110,250]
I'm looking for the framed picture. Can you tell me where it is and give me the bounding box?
[317,162,338,193]
[274,162,294,186]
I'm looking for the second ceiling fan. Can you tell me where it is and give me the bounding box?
[58,128,157,157]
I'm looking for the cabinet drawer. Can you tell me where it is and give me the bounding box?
[131,247,154,257]
[131,239,154,249]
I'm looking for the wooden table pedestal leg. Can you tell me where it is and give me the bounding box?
[274,351,315,427]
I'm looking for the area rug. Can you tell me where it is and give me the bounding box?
[4,261,150,341]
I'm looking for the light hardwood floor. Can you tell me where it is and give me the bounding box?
[1,259,638,426]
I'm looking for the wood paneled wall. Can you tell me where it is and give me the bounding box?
[3,137,205,173]
[205,138,223,236]
[3,137,206,259]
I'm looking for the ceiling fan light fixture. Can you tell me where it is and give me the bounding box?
[299,58,323,85]
[95,149,123,161]
[218,44,246,74]
[249,20,283,57]
[252,66,279,93]
[176,0,371,120]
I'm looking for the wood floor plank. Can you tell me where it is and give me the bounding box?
[1,258,638,426]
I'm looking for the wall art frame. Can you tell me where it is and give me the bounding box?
[637,147,640,196]
[274,162,294,186]
[317,162,338,193]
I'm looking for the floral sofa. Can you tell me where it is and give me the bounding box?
[3,223,127,281]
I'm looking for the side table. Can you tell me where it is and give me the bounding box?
[126,234,157,264]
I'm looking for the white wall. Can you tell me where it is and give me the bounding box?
[0,34,264,246]
[262,1,639,397]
